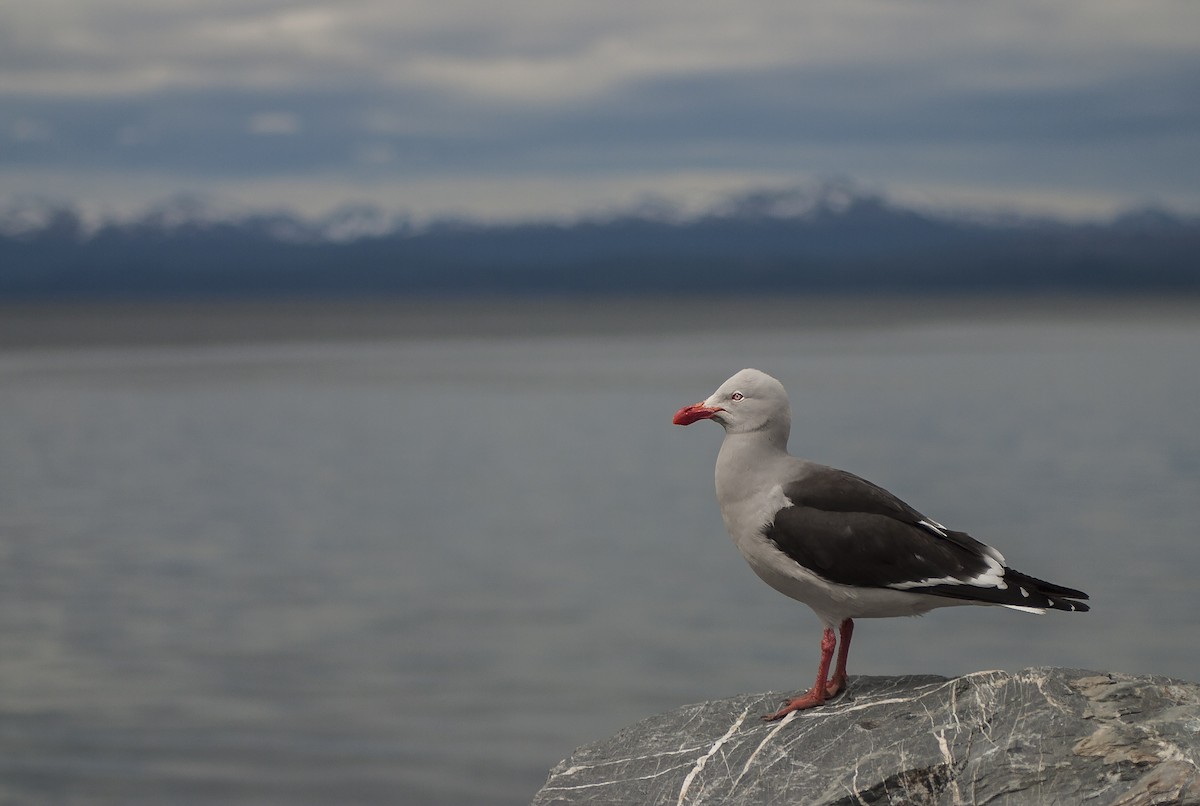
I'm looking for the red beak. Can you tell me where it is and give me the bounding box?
[673,402,724,426]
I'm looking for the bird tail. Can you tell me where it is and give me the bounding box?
[919,569,1090,613]
[1003,570,1090,613]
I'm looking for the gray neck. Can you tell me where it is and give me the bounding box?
[714,428,792,505]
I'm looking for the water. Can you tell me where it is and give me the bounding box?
[1,298,1198,805]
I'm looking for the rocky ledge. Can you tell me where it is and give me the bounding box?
[533,668,1200,806]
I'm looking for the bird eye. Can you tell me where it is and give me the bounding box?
[731,392,744,401]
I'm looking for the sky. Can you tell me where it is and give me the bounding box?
[3,0,1199,222]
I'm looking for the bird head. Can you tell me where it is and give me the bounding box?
[673,368,791,438]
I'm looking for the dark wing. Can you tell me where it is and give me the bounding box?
[782,466,930,521]
[764,466,1089,612]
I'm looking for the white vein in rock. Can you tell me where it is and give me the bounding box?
[561,745,708,776]
[732,710,797,790]
[541,762,696,792]
[676,706,750,805]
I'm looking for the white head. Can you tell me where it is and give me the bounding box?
[673,368,792,441]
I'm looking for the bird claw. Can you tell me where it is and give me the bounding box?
[762,690,826,721]
[762,677,849,720]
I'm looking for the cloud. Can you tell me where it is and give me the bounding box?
[247,111,301,136]
[9,117,51,143]
[353,143,398,166]
[0,0,1198,218]
[7,1,1196,99]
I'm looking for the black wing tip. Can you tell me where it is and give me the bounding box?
[915,577,1091,612]
[1007,570,1089,605]
[1013,573,1090,613]
[1045,596,1090,613]
[1040,583,1089,600]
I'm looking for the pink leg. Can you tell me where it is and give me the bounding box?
[825,618,854,697]
[762,626,837,721]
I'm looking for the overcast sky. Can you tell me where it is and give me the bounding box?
[3,1,1198,221]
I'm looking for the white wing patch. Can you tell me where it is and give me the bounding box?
[1003,605,1047,614]
[888,573,964,591]
[918,519,948,537]
[887,552,1010,591]
[902,517,1012,592]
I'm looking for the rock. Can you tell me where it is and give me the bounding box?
[533,668,1200,806]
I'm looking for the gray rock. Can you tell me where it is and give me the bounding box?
[533,668,1200,806]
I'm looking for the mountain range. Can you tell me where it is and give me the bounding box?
[2,183,1197,299]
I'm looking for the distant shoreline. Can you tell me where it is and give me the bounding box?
[2,294,1197,351]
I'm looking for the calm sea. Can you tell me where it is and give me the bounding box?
[1,298,1197,805]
